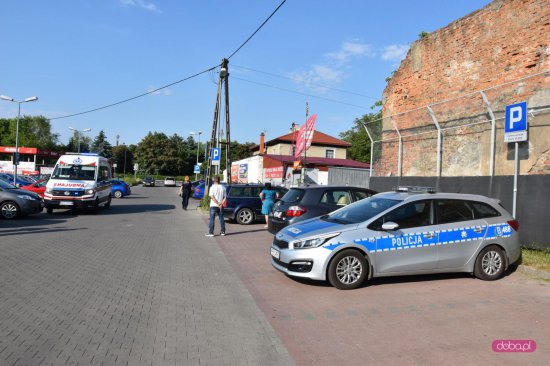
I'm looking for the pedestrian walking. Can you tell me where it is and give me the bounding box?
[206,176,226,237]
[179,176,192,210]
[260,182,279,228]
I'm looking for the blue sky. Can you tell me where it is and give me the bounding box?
[0,0,491,147]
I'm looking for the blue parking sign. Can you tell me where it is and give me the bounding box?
[211,147,220,165]
[504,101,527,142]
[193,164,201,174]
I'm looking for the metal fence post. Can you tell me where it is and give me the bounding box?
[390,117,402,177]
[480,91,496,177]
[427,106,442,178]
[362,123,374,178]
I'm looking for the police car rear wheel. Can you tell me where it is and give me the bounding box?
[475,245,505,281]
[328,250,367,290]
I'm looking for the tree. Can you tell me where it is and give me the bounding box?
[339,111,382,164]
[91,130,113,158]
[112,144,134,176]
[67,131,92,153]
[134,132,195,175]
[0,115,60,149]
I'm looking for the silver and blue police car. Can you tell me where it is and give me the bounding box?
[270,187,521,290]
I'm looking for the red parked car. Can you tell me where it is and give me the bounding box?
[21,179,48,198]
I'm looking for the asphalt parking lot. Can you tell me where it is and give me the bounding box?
[1,186,549,365]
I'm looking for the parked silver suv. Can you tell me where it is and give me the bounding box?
[271,187,521,290]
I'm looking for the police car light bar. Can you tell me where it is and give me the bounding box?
[393,186,437,193]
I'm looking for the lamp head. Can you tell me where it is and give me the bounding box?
[0,95,14,101]
[24,96,38,102]
[83,128,92,132]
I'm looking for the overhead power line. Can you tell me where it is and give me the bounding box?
[227,0,287,60]
[232,75,370,110]
[48,0,287,121]
[49,67,217,120]
[232,64,379,100]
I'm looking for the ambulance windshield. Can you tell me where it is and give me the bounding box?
[51,164,96,181]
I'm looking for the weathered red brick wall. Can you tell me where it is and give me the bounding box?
[378,0,550,177]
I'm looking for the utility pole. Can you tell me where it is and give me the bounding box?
[205,58,232,197]
[302,101,309,185]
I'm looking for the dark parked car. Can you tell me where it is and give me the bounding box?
[111,179,132,198]
[268,185,376,234]
[142,177,155,187]
[0,179,43,219]
[223,184,288,225]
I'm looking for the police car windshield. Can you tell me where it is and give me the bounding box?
[326,197,400,224]
[52,164,96,181]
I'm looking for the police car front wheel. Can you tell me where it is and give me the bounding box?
[474,245,505,281]
[328,249,368,290]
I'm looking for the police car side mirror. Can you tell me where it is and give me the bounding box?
[382,222,399,231]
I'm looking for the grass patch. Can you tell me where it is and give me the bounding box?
[521,247,550,272]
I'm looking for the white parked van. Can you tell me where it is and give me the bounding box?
[44,153,112,213]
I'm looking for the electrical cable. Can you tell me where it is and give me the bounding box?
[49,67,217,120]
[232,75,369,110]
[232,64,379,100]
[226,0,287,60]
[48,1,287,121]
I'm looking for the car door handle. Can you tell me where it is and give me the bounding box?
[423,232,436,239]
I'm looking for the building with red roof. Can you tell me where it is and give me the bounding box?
[230,130,369,185]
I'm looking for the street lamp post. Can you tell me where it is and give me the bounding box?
[0,95,38,186]
[69,127,92,153]
[123,143,127,179]
[190,131,202,180]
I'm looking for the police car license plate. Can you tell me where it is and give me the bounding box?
[59,201,73,206]
[270,248,280,260]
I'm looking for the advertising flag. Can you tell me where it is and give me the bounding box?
[294,114,317,158]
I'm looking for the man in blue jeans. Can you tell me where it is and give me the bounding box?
[206,176,226,237]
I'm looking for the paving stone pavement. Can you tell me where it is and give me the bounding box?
[0,186,295,366]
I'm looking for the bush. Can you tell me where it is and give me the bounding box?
[200,196,210,211]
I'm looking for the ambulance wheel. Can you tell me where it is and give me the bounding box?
[474,245,505,281]
[328,249,368,290]
[92,199,100,213]
[236,208,254,225]
[104,195,112,209]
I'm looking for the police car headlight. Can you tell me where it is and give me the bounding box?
[85,189,95,195]
[292,232,340,249]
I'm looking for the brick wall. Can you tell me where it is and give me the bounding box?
[378,0,550,177]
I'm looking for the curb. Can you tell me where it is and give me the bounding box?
[517,265,550,280]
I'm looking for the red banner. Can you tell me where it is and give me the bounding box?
[294,114,317,158]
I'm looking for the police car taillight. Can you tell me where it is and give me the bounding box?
[286,206,307,217]
[507,220,519,232]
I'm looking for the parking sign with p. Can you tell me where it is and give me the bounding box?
[504,101,528,143]
[212,147,220,166]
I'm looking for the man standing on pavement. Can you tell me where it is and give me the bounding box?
[206,176,226,237]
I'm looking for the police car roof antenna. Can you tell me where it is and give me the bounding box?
[205,58,231,196]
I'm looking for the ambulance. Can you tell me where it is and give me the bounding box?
[44,153,112,213]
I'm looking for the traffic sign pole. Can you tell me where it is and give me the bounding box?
[504,101,527,219]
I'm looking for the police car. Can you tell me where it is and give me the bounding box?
[271,187,521,290]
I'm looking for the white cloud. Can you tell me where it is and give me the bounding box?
[288,65,344,94]
[120,0,161,13]
[148,87,172,96]
[326,41,375,64]
[382,44,409,61]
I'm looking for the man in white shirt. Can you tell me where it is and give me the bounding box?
[206,176,226,237]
